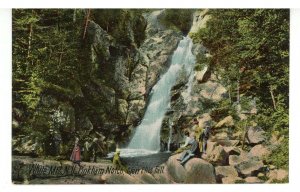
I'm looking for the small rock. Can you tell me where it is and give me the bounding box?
[206,141,217,155]
[211,132,228,140]
[267,169,288,183]
[247,126,266,145]
[222,176,244,184]
[232,131,243,140]
[199,81,227,102]
[257,172,265,179]
[215,116,234,128]
[249,144,271,159]
[216,140,240,147]
[215,166,238,183]
[223,146,241,156]
[245,177,263,183]
[229,155,245,166]
[269,165,276,170]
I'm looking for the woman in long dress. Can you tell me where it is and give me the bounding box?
[70,137,81,166]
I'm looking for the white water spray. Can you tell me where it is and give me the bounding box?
[120,37,196,157]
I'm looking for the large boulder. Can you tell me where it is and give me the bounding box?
[206,141,217,155]
[207,145,229,166]
[165,154,216,183]
[199,81,227,102]
[247,126,266,145]
[165,154,187,183]
[184,158,216,184]
[235,159,264,177]
[215,166,238,183]
[228,151,250,166]
[152,165,175,184]
[131,171,158,184]
[249,144,271,159]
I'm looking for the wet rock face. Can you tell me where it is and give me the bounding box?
[13,10,185,157]
[87,21,112,62]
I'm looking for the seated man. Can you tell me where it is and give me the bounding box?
[172,130,191,155]
[177,132,200,165]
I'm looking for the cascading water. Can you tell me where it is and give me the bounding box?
[167,120,173,152]
[117,36,196,157]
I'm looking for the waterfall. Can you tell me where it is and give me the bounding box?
[167,120,173,152]
[119,36,196,157]
[182,45,196,104]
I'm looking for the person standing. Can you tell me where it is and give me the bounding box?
[70,137,81,166]
[201,125,210,154]
[113,148,128,173]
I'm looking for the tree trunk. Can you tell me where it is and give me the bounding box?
[270,86,277,110]
[73,9,77,23]
[237,80,240,104]
[83,9,91,40]
[228,85,232,104]
[27,23,33,58]
[241,121,248,150]
[58,43,64,67]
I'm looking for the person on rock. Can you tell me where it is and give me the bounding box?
[177,132,200,165]
[192,118,200,131]
[113,148,128,173]
[70,137,81,166]
[201,125,211,154]
[172,130,191,155]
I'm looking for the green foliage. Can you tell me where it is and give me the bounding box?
[161,9,194,34]
[264,138,289,170]
[192,9,289,169]
[93,9,146,47]
[192,9,289,127]
[12,9,85,141]
[194,54,209,71]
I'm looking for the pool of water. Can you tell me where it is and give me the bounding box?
[106,151,172,169]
